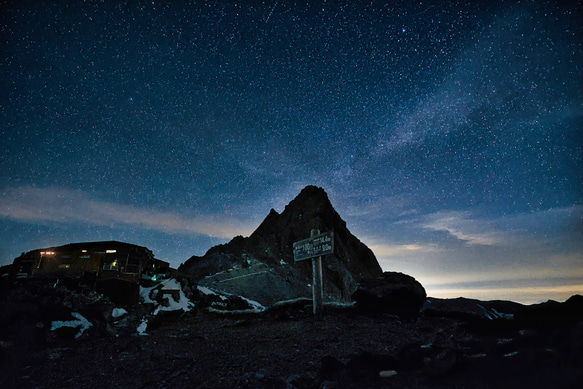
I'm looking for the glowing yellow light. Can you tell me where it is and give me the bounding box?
[106,250,117,253]
[41,251,55,255]
[82,250,87,253]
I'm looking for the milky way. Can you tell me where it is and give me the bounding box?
[1,1,581,303]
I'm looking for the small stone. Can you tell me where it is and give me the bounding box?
[379,370,398,378]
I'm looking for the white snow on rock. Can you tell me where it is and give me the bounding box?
[198,285,265,313]
[204,270,226,279]
[161,278,181,290]
[197,285,227,300]
[136,278,194,335]
[112,307,128,318]
[477,304,515,320]
[324,301,356,308]
[140,284,157,304]
[140,278,194,312]
[50,312,93,339]
[156,278,194,313]
[379,370,398,378]
[137,318,149,336]
[238,295,265,312]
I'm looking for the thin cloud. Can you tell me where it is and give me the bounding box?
[421,211,501,246]
[369,243,439,257]
[419,205,583,248]
[0,186,254,239]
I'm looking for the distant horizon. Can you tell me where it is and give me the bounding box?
[375,248,583,305]
[414,279,582,305]
[2,231,581,306]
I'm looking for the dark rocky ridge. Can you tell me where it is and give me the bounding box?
[179,186,383,306]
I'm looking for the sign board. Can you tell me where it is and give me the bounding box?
[293,231,334,262]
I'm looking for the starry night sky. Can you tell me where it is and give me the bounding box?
[1,1,582,303]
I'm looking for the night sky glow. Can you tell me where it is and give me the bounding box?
[1,1,582,304]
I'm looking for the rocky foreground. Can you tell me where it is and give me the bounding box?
[1,278,582,389]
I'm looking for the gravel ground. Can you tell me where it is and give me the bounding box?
[4,302,581,389]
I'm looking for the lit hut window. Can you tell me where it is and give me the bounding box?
[103,260,119,271]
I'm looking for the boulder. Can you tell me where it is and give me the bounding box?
[351,272,426,316]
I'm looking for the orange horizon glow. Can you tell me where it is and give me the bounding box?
[425,283,583,305]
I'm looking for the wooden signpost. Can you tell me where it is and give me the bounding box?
[293,230,334,314]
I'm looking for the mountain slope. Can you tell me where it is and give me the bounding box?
[179,186,383,306]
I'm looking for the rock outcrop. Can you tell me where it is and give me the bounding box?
[351,271,427,316]
[179,186,383,306]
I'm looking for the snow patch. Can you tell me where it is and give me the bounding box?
[204,270,226,279]
[136,278,194,335]
[324,301,356,308]
[140,284,157,304]
[197,285,227,300]
[112,308,127,318]
[271,297,312,308]
[153,290,193,315]
[137,318,149,336]
[140,278,194,312]
[477,304,514,320]
[198,285,265,312]
[238,295,265,312]
[157,279,193,313]
[207,307,261,315]
[161,278,181,290]
[50,312,93,339]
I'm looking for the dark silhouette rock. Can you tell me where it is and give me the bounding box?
[516,294,583,326]
[0,279,115,348]
[95,279,140,306]
[179,186,384,306]
[351,271,427,316]
[423,297,524,321]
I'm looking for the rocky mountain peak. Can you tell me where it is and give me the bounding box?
[179,186,383,306]
[250,185,346,243]
[284,185,334,219]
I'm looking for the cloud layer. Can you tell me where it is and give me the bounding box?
[0,186,254,239]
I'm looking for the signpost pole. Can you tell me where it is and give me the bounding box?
[293,229,333,315]
[311,229,323,315]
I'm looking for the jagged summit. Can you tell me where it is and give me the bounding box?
[251,185,346,240]
[282,185,336,223]
[179,186,382,305]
